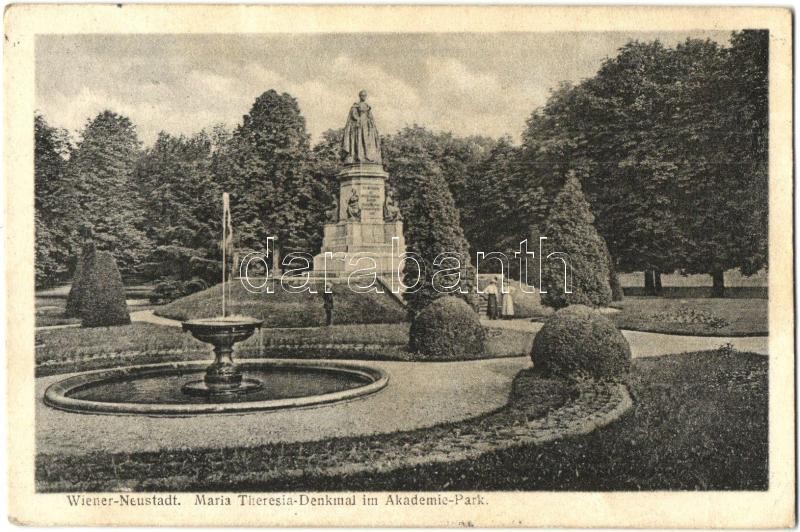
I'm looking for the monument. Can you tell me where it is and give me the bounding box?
[313,90,406,276]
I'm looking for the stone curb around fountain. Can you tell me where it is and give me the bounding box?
[43,359,390,416]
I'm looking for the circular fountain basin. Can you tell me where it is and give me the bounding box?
[43,360,389,416]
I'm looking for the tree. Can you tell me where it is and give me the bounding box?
[540,176,612,309]
[461,137,516,259]
[34,113,77,286]
[382,125,494,215]
[134,131,221,282]
[219,90,320,271]
[309,127,343,241]
[677,31,769,296]
[520,43,690,285]
[461,136,548,278]
[436,134,496,211]
[382,127,476,316]
[66,111,150,277]
[518,35,767,296]
[64,223,95,317]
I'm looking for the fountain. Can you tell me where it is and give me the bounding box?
[180,316,264,397]
[180,193,265,398]
[42,193,388,416]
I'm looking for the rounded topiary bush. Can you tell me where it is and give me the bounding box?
[409,296,486,359]
[79,250,130,328]
[531,305,630,380]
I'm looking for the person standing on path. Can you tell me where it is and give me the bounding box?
[501,282,515,319]
[485,277,499,320]
[323,282,334,326]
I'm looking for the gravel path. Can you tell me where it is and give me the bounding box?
[36,357,528,456]
[134,310,767,357]
[130,309,182,327]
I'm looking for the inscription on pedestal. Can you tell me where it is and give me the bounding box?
[361,183,383,222]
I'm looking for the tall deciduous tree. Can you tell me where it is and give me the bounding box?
[519,34,768,296]
[134,131,221,282]
[65,110,150,277]
[34,113,76,286]
[678,31,769,296]
[220,90,320,270]
[309,127,343,237]
[520,42,689,283]
[461,136,548,278]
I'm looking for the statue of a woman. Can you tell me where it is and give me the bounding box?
[383,191,402,222]
[341,90,382,165]
[346,189,362,221]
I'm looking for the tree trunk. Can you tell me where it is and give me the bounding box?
[610,272,624,301]
[654,270,663,296]
[711,269,725,298]
[644,270,656,296]
[608,258,623,301]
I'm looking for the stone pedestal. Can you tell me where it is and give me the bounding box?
[313,163,406,276]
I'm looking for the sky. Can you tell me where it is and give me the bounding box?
[36,31,733,146]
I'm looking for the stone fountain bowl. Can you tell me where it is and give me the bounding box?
[180,316,264,396]
[181,316,263,345]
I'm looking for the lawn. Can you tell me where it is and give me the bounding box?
[611,296,768,336]
[35,295,159,328]
[156,279,406,327]
[36,348,767,491]
[339,349,767,491]
[35,320,534,376]
[35,297,80,327]
[619,270,768,299]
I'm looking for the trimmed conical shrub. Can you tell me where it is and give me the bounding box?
[64,253,87,318]
[79,250,130,327]
[540,176,612,309]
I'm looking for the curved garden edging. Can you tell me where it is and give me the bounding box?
[616,326,767,338]
[40,377,632,491]
[249,381,633,482]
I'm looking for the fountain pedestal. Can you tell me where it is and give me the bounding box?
[180,317,264,398]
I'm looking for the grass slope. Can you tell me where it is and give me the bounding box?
[155,280,406,327]
[36,348,767,491]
